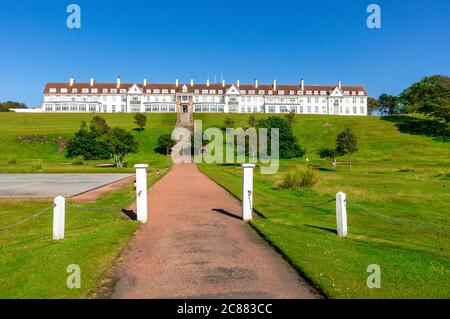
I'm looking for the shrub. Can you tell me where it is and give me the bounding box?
[276,166,318,189]
[72,157,84,165]
[32,160,42,170]
[156,133,176,155]
[8,159,16,164]
[66,129,112,160]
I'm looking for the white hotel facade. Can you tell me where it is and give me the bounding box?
[42,77,368,116]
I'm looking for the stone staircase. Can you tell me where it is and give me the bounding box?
[176,112,194,132]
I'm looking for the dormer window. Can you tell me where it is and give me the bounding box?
[202,89,208,94]
[111,89,117,94]
[249,90,255,94]
[278,90,285,95]
[103,89,108,93]
[210,90,216,94]
[92,88,98,93]
[171,89,175,93]
[289,91,294,95]
[218,90,223,94]
[82,88,89,93]
[120,89,126,94]
[195,90,200,94]
[258,90,265,95]
[154,89,160,94]
[49,88,57,93]
[72,89,77,93]
[162,89,169,94]
[61,88,68,93]
[146,89,151,93]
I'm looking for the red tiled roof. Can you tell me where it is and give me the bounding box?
[44,82,367,95]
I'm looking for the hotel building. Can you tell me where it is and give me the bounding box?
[42,77,368,115]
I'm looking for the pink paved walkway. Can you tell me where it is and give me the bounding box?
[112,164,320,299]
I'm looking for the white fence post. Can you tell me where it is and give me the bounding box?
[242,164,255,221]
[53,196,65,240]
[336,192,348,237]
[134,164,148,223]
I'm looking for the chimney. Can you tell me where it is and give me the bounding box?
[206,79,210,87]
[90,77,95,87]
[254,78,258,88]
[69,77,75,86]
[176,78,179,87]
[190,79,194,87]
[222,79,226,87]
[338,80,342,89]
[236,79,240,88]
[143,78,147,86]
[301,78,304,91]
[116,76,121,88]
[273,78,277,91]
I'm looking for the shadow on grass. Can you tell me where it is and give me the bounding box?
[304,224,337,234]
[382,115,450,142]
[122,209,137,221]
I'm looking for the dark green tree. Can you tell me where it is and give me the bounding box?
[134,113,147,132]
[89,116,110,135]
[256,116,306,159]
[378,94,399,115]
[102,128,138,167]
[285,111,296,127]
[318,148,337,167]
[224,117,235,127]
[248,115,256,127]
[156,133,176,155]
[367,97,381,115]
[336,128,359,171]
[66,128,112,160]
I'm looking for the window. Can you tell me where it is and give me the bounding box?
[49,88,57,93]
[62,104,69,111]
[162,89,168,94]
[247,107,252,113]
[211,105,218,112]
[152,105,160,112]
[290,106,297,113]
[280,106,288,113]
[82,88,89,93]
[307,97,311,103]
[145,105,152,112]
[202,105,210,112]
[315,98,319,103]
[89,105,96,112]
[218,105,224,112]
[70,104,77,111]
[315,106,319,113]
[112,105,116,113]
[79,104,86,111]
[111,89,117,94]
[241,107,246,113]
[299,106,304,113]
[161,105,168,112]
[322,106,326,113]
[278,90,285,95]
[169,105,176,112]
[92,89,98,93]
[195,105,201,112]
[268,106,275,113]
[72,89,77,93]
[353,98,357,104]
[61,88,68,93]
[353,107,357,114]
[258,90,265,95]
[307,106,311,113]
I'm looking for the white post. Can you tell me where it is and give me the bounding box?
[135,164,148,223]
[336,192,347,237]
[53,196,65,240]
[242,164,255,221]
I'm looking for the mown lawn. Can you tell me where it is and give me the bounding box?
[0,172,165,298]
[0,113,176,173]
[196,113,450,298]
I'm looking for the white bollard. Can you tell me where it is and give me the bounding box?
[53,196,65,240]
[134,164,148,223]
[336,192,348,237]
[242,164,256,221]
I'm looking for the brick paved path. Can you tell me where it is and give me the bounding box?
[112,164,320,299]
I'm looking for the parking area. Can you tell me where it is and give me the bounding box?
[0,174,133,198]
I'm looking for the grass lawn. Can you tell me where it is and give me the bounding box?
[0,172,166,298]
[196,113,450,298]
[0,113,176,173]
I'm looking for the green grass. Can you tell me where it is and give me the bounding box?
[196,113,450,298]
[0,171,165,298]
[0,113,176,173]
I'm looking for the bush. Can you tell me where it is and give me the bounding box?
[156,133,176,155]
[72,157,84,165]
[66,128,112,160]
[32,160,42,170]
[8,159,16,164]
[276,166,318,189]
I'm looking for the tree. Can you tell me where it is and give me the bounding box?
[66,128,112,160]
[134,113,147,132]
[400,75,450,123]
[89,116,110,135]
[256,116,306,159]
[0,101,27,112]
[285,111,296,127]
[367,97,381,115]
[156,133,176,155]
[318,148,337,167]
[248,115,256,127]
[336,128,359,171]
[378,94,399,115]
[102,128,138,167]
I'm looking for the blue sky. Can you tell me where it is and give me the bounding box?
[0,0,449,107]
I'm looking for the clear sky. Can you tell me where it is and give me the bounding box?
[0,0,449,107]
